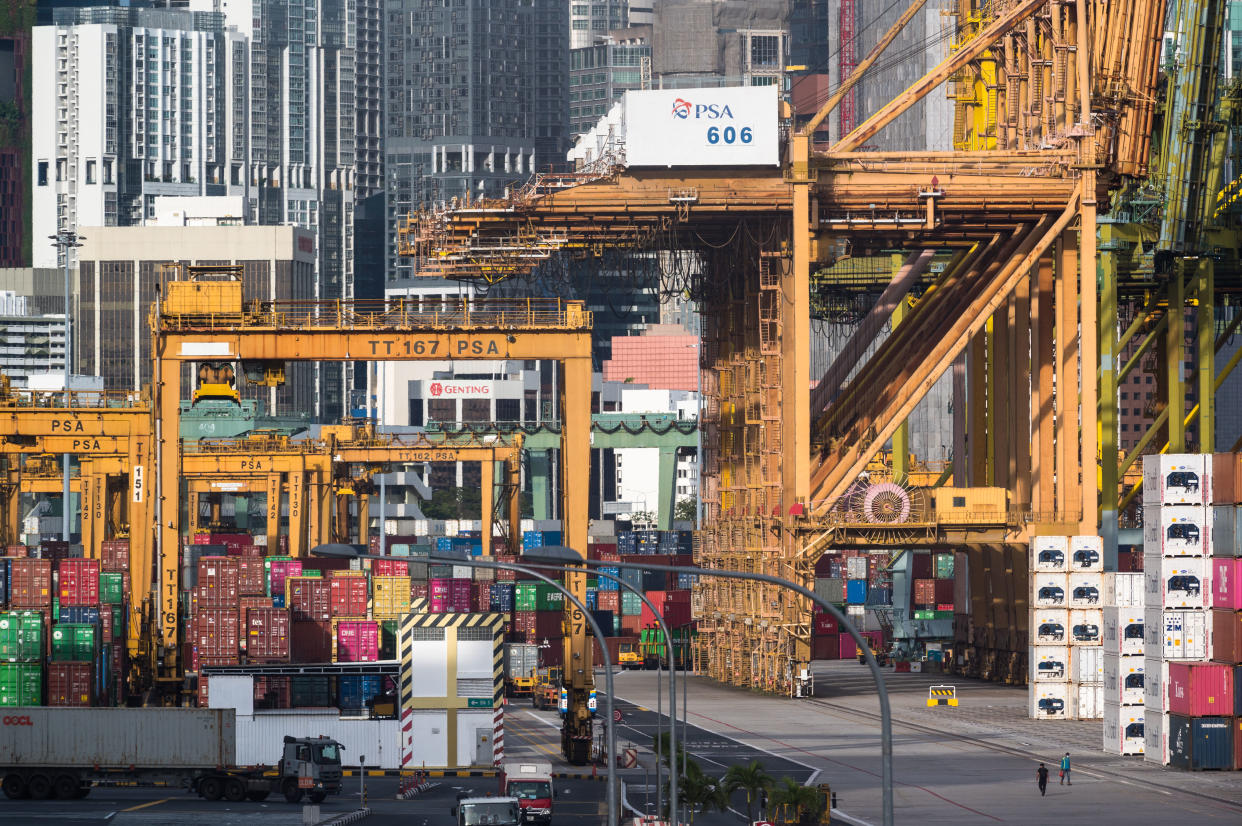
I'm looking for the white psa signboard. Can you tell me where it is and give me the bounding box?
[623,85,779,167]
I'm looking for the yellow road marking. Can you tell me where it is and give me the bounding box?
[507,716,563,760]
[122,797,172,812]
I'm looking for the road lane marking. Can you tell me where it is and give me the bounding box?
[120,797,172,812]
[523,710,563,729]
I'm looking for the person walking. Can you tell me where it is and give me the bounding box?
[1036,763,1049,796]
[1060,752,1071,785]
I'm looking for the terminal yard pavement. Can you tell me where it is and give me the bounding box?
[609,662,1242,825]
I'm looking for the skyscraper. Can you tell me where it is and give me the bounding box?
[382,0,568,284]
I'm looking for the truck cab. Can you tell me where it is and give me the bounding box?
[276,736,343,803]
[500,760,554,824]
[454,796,522,825]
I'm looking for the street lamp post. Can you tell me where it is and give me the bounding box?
[309,544,620,825]
[524,547,895,826]
[49,228,83,545]
[522,560,678,822]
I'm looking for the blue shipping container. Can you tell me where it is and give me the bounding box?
[339,675,383,711]
[620,567,643,591]
[435,537,453,552]
[1168,715,1234,770]
[865,586,893,607]
[676,573,698,590]
[585,589,598,610]
[61,606,101,625]
[846,580,868,605]
[0,558,7,606]
[597,567,621,590]
[489,584,515,612]
[591,610,616,637]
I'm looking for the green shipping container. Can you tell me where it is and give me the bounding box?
[620,591,642,616]
[100,573,126,605]
[0,611,45,662]
[913,609,936,620]
[933,554,955,580]
[380,620,399,660]
[515,583,564,612]
[0,662,42,706]
[51,623,98,662]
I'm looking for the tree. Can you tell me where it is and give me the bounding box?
[679,760,728,823]
[724,760,773,822]
[768,776,825,825]
[673,496,698,525]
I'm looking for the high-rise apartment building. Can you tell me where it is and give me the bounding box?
[31,6,250,267]
[569,26,651,138]
[383,0,568,284]
[570,0,628,49]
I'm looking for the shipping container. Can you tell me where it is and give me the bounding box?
[1030,645,1070,682]
[910,553,933,580]
[1103,572,1144,608]
[846,557,868,580]
[237,558,266,596]
[932,553,954,580]
[1211,558,1242,609]
[191,608,240,670]
[1102,701,1144,755]
[1069,608,1103,645]
[1211,504,1242,557]
[1143,555,1209,609]
[1167,663,1235,717]
[1029,684,1072,719]
[1069,535,1104,572]
[1168,715,1234,770]
[1032,536,1069,572]
[1032,609,1068,644]
[846,580,868,605]
[329,574,369,617]
[9,559,51,608]
[0,611,43,661]
[197,557,239,608]
[1103,655,1144,706]
[51,624,98,662]
[266,558,302,598]
[1211,609,1242,664]
[338,675,384,713]
[813,578,844,604]
[1103,608,1144,656]
[371,576,412,618]
[1145,608,1210,660]
[1211,453,1242,504]
[1145,657,1171,710]
[100,539,130,573]
[1143,454,1208,506]
[1067,572,1102,607]
[812,634,839,660]
[47,662,94,706]
[1074,683,1103,719]
[1143,505,1211,556]
[932,579,953,607]
[0,661,42,706]
[1031,573,1068,607]
[98,572,126,605]
[246,607,290,662]
[285,576,331,622]
[1145,708,1170,765]
[333,620,379,663]
[1072,647,1104,684]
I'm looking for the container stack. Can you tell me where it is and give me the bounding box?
[1142,455,1216,766]
[1029,536,1104,720]
[808,550,894,661]
[1102,571,1145,754]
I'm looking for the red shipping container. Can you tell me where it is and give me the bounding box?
[329,574,369,617]
[494,565,516,582]
[473,582,491,612]
[192,607,240,670]
[411,581,429,600]
[278,534,289,554]
[933,579,954,606]
[197,557,240,607]
[1211,609,1242,665]
[9,558,52,607]
[912,579,936,607]
[101,539,130,572]
[372,558,409,576]
[1211,558,1242,610]
[5,545,30,557]
[247,607,291,662]
[812,634,839,660]
[596,552,620,563]
[1168,662,1235,716]
[597,590,620,613]
[268,560,303,599]
[194,533,212,545]
[620,613,641,634]
[241,544,265,557]
[38,541,70,562]
[286,577,331,622]
[839,634,858,660]
[335,620,379,662]
[100,605,114,643]
[238,596,272,640]
[291,620,332,662]
[911,554,933,579]
[429,578,451,597]
[662,603,692,628]
[813,609,838,636]
[48,662,94,706]
[237,559,267,595]
[58,558,101,606]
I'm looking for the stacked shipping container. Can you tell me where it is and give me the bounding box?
[1029,535,1104,720]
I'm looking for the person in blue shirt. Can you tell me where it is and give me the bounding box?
[1060,752,1071,785]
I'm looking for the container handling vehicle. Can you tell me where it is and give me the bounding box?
[0,708,343,804]
[452,795,523,825]
[499,760,555,824]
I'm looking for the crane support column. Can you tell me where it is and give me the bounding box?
[560,354,594,763]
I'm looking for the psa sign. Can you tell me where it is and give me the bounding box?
[624,86,778,167]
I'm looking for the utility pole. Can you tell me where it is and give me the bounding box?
[49,228,83,545]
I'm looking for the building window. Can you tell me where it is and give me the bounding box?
[750,34,780,67]
[37,161,48,186]
[85,160,96,185]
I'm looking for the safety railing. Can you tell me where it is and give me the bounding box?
[158,297,592,332]
[0,388,148,410]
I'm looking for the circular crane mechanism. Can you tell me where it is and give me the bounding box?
[861,482,912,524]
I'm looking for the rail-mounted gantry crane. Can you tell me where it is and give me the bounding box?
[401,0,1170,692]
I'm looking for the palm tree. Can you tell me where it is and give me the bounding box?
[767,776,825,825]
[679,760,728,823]
[724,760,774,822]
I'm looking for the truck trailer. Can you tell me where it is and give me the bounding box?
[0,707,342,804]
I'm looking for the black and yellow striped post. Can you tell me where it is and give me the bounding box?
[927,685,957,707]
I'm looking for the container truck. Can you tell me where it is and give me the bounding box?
[505,643,540,697]
[0,708,342,804]
[499,760,555,824]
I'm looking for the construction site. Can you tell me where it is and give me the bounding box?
[5,0,1242,800]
